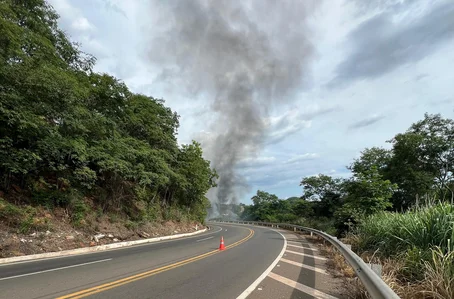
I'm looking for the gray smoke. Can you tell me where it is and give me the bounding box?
[147,0,315,215]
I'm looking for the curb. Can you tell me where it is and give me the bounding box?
[0,228,207,265]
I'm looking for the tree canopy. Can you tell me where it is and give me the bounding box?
[0,0,216,224]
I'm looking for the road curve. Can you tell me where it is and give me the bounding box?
[0,224,285,299]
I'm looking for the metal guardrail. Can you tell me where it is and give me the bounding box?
[213,220,400,299]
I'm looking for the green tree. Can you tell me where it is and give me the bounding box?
[300,174,344,218]
[388,114,454,208]
[349,147,392,175]
[251,190,279,205]
[0,0,217,226]
[335,166,397,232]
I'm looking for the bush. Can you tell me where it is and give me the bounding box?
[0,198,24,225]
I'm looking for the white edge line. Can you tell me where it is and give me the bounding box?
[268,272,339,299]
[236,229,287,299]
[0,226,223,267]
[0,258,112,281]
[196,236,214,242]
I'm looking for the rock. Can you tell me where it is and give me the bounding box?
[107,234,114,238]
[28,239,33,243]
[66,235,75,240]
[45,230,51,236]
[174,230,179,234]
[30,232,37,237]
[113,238,119,242]
[138,232,150,238]
[20,238,27,243]
[58,247,62,251]
[93,233,105,242]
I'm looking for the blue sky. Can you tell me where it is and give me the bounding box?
[48,0,454,204]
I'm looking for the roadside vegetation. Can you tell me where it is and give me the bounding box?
[0,0,216,256]
[238,113,454,298]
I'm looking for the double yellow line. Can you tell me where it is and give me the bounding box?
[57,228,254,299]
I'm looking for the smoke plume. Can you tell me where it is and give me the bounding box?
[148,0,315,215]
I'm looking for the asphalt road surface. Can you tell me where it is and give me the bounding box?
[0,224,285,299]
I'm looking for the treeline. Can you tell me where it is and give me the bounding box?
[0,1,216,225]
[241,113,454,235]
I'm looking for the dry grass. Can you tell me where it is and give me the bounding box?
[420,247,454,299]
[304,234,442,299]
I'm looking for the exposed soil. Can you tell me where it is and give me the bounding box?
[0,208,203,258]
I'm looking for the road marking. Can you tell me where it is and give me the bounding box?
[0,226,224,267]
[285,250,327,261]
[57,228,254,299]
[196,236,214,242]
[287,244,318,251]
[0,259,112,281]
[236,229,287,299]
[268,272,339,299]
[288,240,312,246]
[280,258,328,275]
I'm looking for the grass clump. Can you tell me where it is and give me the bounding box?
[348,202,454,298]
[354,203,454,257]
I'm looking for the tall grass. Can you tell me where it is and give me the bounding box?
[350,202,454,298]
[354,203,454,257]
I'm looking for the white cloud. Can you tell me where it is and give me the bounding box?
[285,153,320,164]
[71,17,94,31]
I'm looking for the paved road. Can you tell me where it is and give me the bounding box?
[247,230,345,299]
[0,224,285,299]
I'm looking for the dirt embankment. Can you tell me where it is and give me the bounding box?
[0,207,203,258]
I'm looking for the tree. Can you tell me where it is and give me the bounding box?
[388,114,454,208]
[300,174,344,217]
[349,147,392,176]
[0,0,217,225]
[251,190,279,205]
[335,166,397,233]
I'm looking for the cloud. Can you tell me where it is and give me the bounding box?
[414,73,429,81]
[330,1,454,87]
[100,0,127,18]
[237,156,277,169]
[71,17,94,31]
[285,153,319,164]
[265,109,312,145]
[349,114,385,130]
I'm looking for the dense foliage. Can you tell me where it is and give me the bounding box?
[0,0,217,225]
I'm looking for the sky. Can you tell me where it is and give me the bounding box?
[47,0,454,204]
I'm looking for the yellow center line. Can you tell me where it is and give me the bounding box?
[56,228,254,299]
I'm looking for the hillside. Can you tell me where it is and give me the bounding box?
[0,0,216,257]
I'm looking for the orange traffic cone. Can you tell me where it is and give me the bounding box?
[219,236,226,250]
